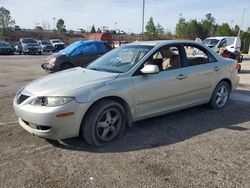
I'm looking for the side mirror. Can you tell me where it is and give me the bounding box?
[140,64,159,74]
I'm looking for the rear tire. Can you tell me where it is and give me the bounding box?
[208,81,230,109]
[82,99,126,147]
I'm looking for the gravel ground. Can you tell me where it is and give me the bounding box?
[0,54,250,188]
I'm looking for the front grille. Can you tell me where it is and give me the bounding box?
[17,94,30,104]
[22,119,51,130]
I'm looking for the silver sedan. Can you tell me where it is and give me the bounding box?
[13,40,240,146]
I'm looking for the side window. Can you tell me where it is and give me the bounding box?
[149,46,180,71]
[219,39,227,48]
[226,37,235,46]
[184,45,210,66]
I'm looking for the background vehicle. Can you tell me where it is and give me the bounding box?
[38,40,54,53]
[50,39,65,52]
[17,38,42,55]
[0,41,15,55]
[14,40,239,146]
[202,36,241,53]
[42,40,112,72]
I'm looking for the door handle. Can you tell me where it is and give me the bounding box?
[213,66,220,71]
[176,74,187,80]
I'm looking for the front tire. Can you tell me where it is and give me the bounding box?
[82,100,126,147]
[208,81,230,109]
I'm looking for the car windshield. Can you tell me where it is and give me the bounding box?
[52,40,61,43]
[87,45,153,73]
[22,39,37,43]
[202,39,219,46]
[42,41,50,45]
[0,42,10,47]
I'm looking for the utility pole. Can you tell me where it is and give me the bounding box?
[141,0,145,39]
[53,17,56,30]
[238,8,246,37]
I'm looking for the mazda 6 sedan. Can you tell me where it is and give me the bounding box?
[13,40,239,146]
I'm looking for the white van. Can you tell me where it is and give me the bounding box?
[202,36,241,53]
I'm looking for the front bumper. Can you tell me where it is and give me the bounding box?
[41,63,59,73]
[23,48,41,53]
[13,95,91,140]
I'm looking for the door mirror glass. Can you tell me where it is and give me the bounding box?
[140,64,159,74]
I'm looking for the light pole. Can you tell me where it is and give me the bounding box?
[53,17,56,30]
[238,7,249,37]
[142,0,145,37]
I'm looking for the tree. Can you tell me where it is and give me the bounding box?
[90,25,96,33]
[215,23,232,36]
[201,13,216,38]
[145,17,156,38]
[0,7,15,33]
[156,23,164,35]
[56,18,66,32]
[175,17,187,38]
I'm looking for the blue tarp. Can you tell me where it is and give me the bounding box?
[59,40,106,57]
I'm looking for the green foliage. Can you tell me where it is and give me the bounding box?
[215,23,232,36]
[175,13,243,39]
[145,17,165,39]
[56,18,66,32]
[175,17,188,38]
[91,25,96,33]
[156,23,164,35]
[0,7,15,33]
[145,17,156,38]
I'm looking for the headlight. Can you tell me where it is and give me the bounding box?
[49,58,56,64]
[31,96,74,107]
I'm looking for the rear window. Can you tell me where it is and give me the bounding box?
[226,38,235,46]
[184,45,209,66]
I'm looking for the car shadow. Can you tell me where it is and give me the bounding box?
[47,90,250,153]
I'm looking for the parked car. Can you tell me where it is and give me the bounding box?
[38,40,54,52]
[17,38,42,55]
[50,39,65,52]
[41,40,112,72]
[202,36,241,53]
[0,41,15,55]
[13,40,239,146]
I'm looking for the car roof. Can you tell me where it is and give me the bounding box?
[205,36,238,40]
[129,40,202,47]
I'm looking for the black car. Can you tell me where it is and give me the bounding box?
[0,41,15,55]
[42,40,112,72]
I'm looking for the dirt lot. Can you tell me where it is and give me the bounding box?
[0,54,250,188]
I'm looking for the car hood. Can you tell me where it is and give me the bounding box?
[25,67,119,96]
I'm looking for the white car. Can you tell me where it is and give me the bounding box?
[50,39,65,52]
[202,36,241,53]
[13,40,239,146]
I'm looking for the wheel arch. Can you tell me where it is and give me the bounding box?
[218,78,232,91]
[79,96,133,136]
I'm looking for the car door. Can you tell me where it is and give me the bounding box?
[179,44,219,105]
[133,45,194,119]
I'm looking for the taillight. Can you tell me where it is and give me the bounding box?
[236,63,241,72]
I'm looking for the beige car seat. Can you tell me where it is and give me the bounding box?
[161,49,180,70]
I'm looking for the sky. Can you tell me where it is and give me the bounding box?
[1,0,250,34]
